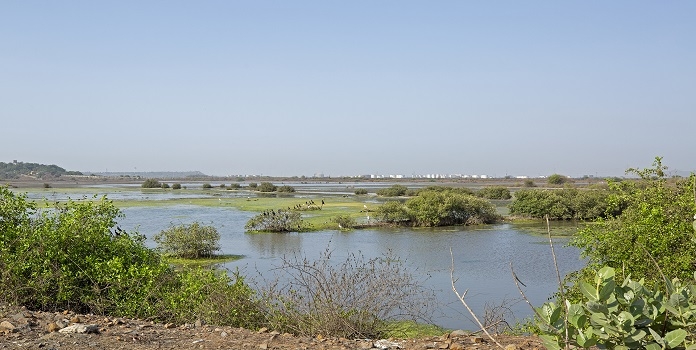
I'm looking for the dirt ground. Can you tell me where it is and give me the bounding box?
[0,304,544,350]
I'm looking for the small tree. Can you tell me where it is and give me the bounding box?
[376,184,408,197]
[161,182,170,189]
[547,174,569,185]
[172,183,182,190]
[258,182,277,192]
[354,188,368,195]
[476,186,511,199]
[153,222,221,259]
[248,182,258,189]
[245,209,304,232]
[202,183,213,189]
[277,185,295,193]
[141,178,162,188]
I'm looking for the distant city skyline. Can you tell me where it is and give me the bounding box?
[2,2,694,178]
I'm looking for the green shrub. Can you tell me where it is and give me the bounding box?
[172,183,182,190]
[477,186,512,199]
[248,182,258,189]
[331,215,356,230]
[228,183,241,189]
[375,190,498,226]
[523,179,537,187]
[547,174,569,185]
[153,222,221,259]
[508,188,613,220]
[537,266,696,350]
[354,188,368,195]
[258,182,277,192]
[161,182,170,189]
[571,157,696,289]
[219,183,227,189]
[0,187,260,327]
[141,178,162,188]
[43,183,51,188]
[376,184,408,197]
[375,201,410,224]
[406,190,499,226]
[202,183,213,189]
[277,185,295,193]
[245,209,305,232]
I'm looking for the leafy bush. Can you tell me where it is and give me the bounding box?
[331,214,356,230]
[245,209,305,232]
[153,222,221,259]
[0,187,259,327]
[537,266,696,350]
[258,182,277,192]
[172,183,182,190]
[161,182,170,189]
[376,184,408,197]
[141,178,162,188]
[259,249,435,338]
[547,174,569,185]
[277,185,295,193]
[202,183,213,189]
[523,179,537,187]
[248,182,258,189]
[43,183,51,188]
[406,190,499,226]
[375,190,498,226]
[228,183,241,189]
[477,186,512,199]
[354,188,368,195]
[219,183,227,189]
[375,201,411,224]
[571,157,696,288]
[509,188,613,220]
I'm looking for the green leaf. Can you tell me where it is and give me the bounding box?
[599,280,616,301]
[645,342,662,350]
[649,328,664,346]
[624,329,646,343]
[580,281,599,301]
[576,327,597,348]
[538,335,562,350]
[664,329,687,349]
[586,301,609,315]
[597,266,615,281]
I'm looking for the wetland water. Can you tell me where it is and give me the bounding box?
[118,204,585,331]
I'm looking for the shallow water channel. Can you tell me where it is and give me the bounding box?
[118,204,585,331]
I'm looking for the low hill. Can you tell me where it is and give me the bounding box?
[0,161,82,179]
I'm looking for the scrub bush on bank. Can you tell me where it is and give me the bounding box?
[0,187,258,327]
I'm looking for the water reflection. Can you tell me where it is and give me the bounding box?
[117,205,584,330]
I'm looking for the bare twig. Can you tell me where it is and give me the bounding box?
[450,248,504,349]
[510,262,547,324]
[545,215,569,350]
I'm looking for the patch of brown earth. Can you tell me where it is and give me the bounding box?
[0,304,543,350]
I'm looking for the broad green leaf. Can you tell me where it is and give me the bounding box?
[580,281,599,301]
[586,301,609,315]
[644,342,662,350]
[538,334,562,350]
[649,328,664,345]
[599,280,616,301]
[624,329,646,343]
[664,329,687,349]
[597,266,615,281]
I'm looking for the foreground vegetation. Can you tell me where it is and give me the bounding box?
[0,186,433,338]
[532,158,696,349]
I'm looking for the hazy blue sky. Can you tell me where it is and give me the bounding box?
[2,1,694,177]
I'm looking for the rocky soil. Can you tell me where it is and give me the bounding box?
[0,304,544,350]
